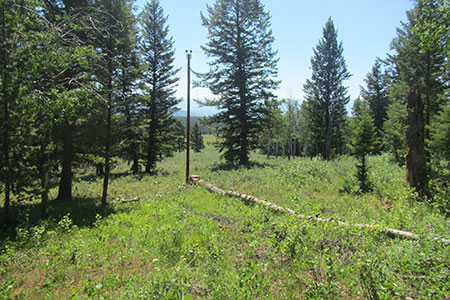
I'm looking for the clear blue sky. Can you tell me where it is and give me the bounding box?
[135,0,414,115]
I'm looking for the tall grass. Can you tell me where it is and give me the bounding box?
[0,135,448,298]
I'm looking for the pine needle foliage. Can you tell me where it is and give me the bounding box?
[200,0,279,165]
[140,0,180,172]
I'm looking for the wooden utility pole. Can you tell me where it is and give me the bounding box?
[186,50,192,184]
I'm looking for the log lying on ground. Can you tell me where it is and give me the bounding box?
[119,196,140,204]
[189,176,449,245]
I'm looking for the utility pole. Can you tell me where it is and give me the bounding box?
[186,50,192,184]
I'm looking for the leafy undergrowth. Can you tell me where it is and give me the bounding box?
[0,140,449,298]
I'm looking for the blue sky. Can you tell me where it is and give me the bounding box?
[135,0,414,115]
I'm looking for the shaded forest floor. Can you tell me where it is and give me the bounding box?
[1,136,449,298]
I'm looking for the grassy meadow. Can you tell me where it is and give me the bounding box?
[0,135,449,299]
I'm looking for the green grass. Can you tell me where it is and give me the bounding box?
[0,136,449,299]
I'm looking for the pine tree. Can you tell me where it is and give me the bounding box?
[349,98,378,193]
[360,59,390,140]
[285,99,302,159]
[200,0,279,165]
[173,119,186,152]
[303,17,351,160]
[42,0,97,203]
[387,1,447,198]
[298,101,313,157]
[191,123,205,153]
[383,84,408,166]
[33,0,97,214]
[93,0,137,204]
[140,0,180,173]
[116,8,141,174]
[0,0,38,223]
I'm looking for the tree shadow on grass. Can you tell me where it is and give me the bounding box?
[0,196,132,246]
[210,161,270,172]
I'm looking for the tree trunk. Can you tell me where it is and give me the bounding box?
[324,109,330,160]
[145,109,157,173]
[131,150,139,174]
[287,144,291,160]
[96,163,104,176]
[2,5,11,224]
[57,122,73,201]
[303,136,309,157]
[102,108,111,205]
[405,84,429,199]
[324,110,333,160]
[293,139,297,157]
[239,98,248,165]
[358,155,368,192]
[2,83,11,224]
[40,122,52,218]
[102,59,113,205]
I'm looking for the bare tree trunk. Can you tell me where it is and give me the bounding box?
[406,84,429,199]
[57,122,73,201]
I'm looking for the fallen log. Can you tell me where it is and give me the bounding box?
[120,196,140,204]
[189,176,449,245]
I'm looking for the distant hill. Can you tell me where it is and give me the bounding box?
[173,110,187,117]
[173,106,218,117]
[175,116,216,134]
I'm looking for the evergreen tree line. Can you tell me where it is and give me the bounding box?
[0,0,192,223]
[1,0,448,224]
[258,1,448,204]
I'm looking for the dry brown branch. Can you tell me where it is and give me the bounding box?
[189,176,449,245]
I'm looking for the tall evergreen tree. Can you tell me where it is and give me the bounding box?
[298,101,313,157]
[43,0,96,202]
[200,0,279,165]
[383,83,408,166]
[115,3,141,174]
[32,0,96,215]
[0,0,38,223]
[191,123,205,153]
[173,119,186,152]
[140,0,180,173]
[93,0,136,204]
[386,1,448,198]
[349,98,378,193]
[360,59,390,139]
[284,99,301,159]
[303,17,351,160]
